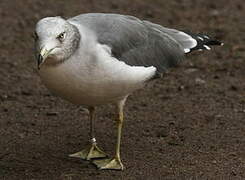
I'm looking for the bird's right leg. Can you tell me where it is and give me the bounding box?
[69,107,107,160]
[93,99,126,170]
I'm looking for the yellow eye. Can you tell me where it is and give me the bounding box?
[57,32,65,41]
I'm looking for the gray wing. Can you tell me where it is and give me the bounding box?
[69,13,185,73]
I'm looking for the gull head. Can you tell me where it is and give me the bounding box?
[34,17,80,69]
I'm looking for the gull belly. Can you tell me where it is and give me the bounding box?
[38,44,156,106]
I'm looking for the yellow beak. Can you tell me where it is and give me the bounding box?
[37,48,53,69]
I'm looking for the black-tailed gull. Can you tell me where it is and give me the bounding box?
[34,13,222,170]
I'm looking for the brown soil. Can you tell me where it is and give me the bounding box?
[0,0,244,179]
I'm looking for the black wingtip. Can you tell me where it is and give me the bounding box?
[206,39,223,46]
[183,31,223,53]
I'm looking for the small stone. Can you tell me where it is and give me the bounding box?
[212,160,217,164]
[185,68,199,74]
[195,78,206,84]
[210,10,220,16]
[178,85,185,91]
[2,94,8,99]
[215,114,224,118]
[18,133,25,139]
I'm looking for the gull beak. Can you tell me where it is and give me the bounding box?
[37,47,53,70]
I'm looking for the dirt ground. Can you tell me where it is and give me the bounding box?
[0,0,244,179]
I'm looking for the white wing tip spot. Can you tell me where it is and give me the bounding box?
[204,35,210,39]
[204,45,211,50]
[184,48,191,53]
[197,36,204,41]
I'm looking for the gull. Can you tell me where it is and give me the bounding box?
[34,13,222,170]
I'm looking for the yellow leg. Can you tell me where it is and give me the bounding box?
[69,107,107,160]
[93,99,126,170]
[69,140,107,160]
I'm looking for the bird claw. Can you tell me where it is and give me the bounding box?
[93,157,124,170]
[69,143,107,160]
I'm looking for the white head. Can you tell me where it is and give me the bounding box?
[34,17,80,69]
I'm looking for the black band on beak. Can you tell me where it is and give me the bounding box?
[37,54,43,70]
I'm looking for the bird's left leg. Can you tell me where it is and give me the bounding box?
[69,107,107,160]
[93,98,126,170]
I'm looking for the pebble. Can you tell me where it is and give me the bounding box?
[195,78,206,84]
[185,68,199,74]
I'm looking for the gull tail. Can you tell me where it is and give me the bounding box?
[142,21,223,54]
[182,31,223,53]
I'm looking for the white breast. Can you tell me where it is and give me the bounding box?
[39,43,156,106]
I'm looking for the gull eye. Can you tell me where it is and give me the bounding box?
[57,32,66,42]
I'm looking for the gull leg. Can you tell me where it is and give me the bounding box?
[93,99,126,170]
[69,107,107,160]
